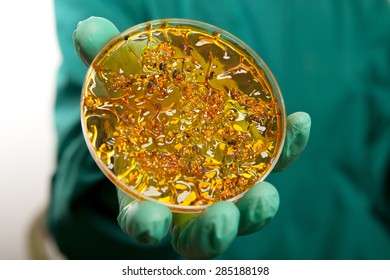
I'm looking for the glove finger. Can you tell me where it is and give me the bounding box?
[117,189,172,244]
[236,181,279,236]
[73,16,119,66]
[171,201,239,259]
[273,111,311,172]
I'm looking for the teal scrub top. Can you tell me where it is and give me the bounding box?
[49,0,390,259]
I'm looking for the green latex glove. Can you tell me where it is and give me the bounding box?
[73,17,311,259]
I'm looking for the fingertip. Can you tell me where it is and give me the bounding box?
[201,201,240,239]
[205,200,240,218]
[199,201,240,256]
[73,16,120,66]
[288,111,311,135]
[237,181,280,235]
[274,111,311,172]
[171,201,239,259]
[287,112,311,157]
[250,181,279,199]
[119,201,172,244]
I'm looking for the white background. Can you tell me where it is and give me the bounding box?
[0,1,60,259]
[0,260,390,279]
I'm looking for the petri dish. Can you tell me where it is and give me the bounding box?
[81,19,286,213]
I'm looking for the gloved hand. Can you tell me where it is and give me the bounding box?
[74,17,311,259]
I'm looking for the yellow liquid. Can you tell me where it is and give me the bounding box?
[82,21,284,211]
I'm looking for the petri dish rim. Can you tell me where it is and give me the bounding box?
[80,18,286,213]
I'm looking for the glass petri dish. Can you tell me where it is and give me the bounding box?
[81,19,286,213]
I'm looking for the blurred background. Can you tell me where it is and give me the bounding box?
[0,1,60,259]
